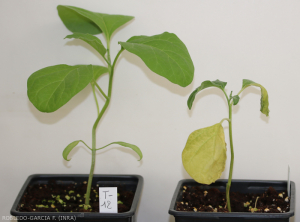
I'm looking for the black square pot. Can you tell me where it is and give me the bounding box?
[11,174,143,222]
[169,179,295,222]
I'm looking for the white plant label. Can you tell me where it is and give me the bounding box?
[99,187,118,213]
[287,165,290,197]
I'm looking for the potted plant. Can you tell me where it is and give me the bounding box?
[169,80,295,221]
[10,5,194,222]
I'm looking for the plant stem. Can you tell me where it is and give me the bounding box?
[83,47,124,209]
[226,98,234,212]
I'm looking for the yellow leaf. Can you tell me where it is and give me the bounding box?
[182,123,227,185]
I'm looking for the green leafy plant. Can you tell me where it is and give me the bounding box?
[182,79,269,212]
[27,5,194,210]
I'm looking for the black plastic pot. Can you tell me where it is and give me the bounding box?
[169,179,295,222]
[11,174,143,222]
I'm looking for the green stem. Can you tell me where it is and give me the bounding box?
[226,98,234,212]
[84,48,124,209]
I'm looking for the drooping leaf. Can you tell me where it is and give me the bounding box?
[187,80,227,109]
[232,95,240,105]
[92,65,109,81]
[242,79,270,116]
[63,140,80,161]
[119,32,194,87]
[65,33,106,57]
[27,64,97,112]
[182,123,227,185]
[57,5,102,35]
[98,141,143,160]
[58,5,134,41]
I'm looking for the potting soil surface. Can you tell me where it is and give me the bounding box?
[18,180,134,213]
[176,186,290,213]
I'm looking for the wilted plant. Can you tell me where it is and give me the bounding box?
[27,5,194,210]
[182,79,269,212]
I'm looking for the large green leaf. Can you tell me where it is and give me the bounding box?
[58,5,134,41]
[57,5,102,35]
[97,141,143,161]
[27,64,101,112]
[242,79,270,116]
[119,32,194,87]
[187,80,227,109]
[65,33,106,57]
[182,123,227,185]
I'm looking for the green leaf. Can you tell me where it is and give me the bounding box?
[119,32,194,87]
[182,123,227,185]
[97,141,143,160]
[242,79,270,116]
[232,95,240,105]
[65,33,106,57]
[92,65,109,81]
[63,140,80,161]
[28,64,96,112]
[58,5,134,41]
[187,80,227,109]
[57,5,102,35]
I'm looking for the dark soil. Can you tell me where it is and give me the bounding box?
[176,185,290,213]
[18,180,134,213]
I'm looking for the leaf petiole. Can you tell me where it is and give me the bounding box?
[94,82,109,100]
[91,83,100,115]
[220,118,230,125]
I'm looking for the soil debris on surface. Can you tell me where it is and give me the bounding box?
[176,185,290,213]
[18,180,134,213]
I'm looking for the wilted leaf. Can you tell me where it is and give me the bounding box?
[119,32,194,87]
[63,140,80,161]
[182,123,227,185]
[242,79,269,116]
[98,141,143,160]
[187,80,227,109]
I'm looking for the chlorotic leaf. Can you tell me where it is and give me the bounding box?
[65,33,106,57]
[119,32,194,87]
[232,95,240,105]
[187,80,227,109]
[58,5,133,40]
[242,79,270,116]
[63,140,80,161]
[27,64,96,112]
[57,5,102,35]
[98,141,143,161]
[182,123,227,185]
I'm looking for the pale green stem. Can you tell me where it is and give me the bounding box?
[84,47,124,209]
[226,97,234,212]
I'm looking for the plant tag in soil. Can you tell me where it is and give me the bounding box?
[288,165,290,197]
[99,187,118,213]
